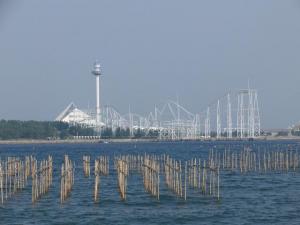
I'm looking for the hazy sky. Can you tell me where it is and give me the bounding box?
[0,0,300,128]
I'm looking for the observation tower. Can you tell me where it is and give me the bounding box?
[92,61,102,125]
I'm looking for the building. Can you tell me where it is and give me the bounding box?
[55,102,99,127]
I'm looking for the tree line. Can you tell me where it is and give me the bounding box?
[0,120,158,140]
[0,120,95,140]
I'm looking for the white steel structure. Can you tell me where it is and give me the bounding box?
[216,100,221,139]
[55,62,261,140]
[227,94,232,138]
[236,89,260,138]
[205,107,210,139]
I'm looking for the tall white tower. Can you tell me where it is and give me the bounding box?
[92,61,102,125]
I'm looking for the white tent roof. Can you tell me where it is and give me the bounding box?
[55,102,104,126]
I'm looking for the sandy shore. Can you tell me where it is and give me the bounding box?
[0,138,159,145]
[0,136,300,145]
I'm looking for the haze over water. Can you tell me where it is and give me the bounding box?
[0,1,300,128]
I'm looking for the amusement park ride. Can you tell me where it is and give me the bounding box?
[55,62,261,140]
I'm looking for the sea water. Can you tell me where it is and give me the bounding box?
[0,141,300,225]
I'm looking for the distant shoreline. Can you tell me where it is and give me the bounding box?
[0,139,138,145]
[0,136,300,145]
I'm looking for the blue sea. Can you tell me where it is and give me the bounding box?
[0,141,300,225]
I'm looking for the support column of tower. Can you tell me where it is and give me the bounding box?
[92,61,102,137]
[96,75,100,124]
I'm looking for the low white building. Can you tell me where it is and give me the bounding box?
[55,102,104,127]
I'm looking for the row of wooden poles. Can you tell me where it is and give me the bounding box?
[32,156,53,203]
[0,156,54,205]
[6,149,297,205]
[142,154,160,200]
[83,154,220,202]
[115,156,129,201]
[0,156,31,204]
[164,155,220,201]
[125,154,144,173]
[208,148,300,173]
[60,155,74,203]
[94,156,109,202]
[186,158,220,200]
[164,155,185,199]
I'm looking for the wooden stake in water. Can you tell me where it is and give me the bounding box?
[83,155,91,177]
[184,161,187,201]
[217,166,220,201]
[60,155,74,203]
[116,158,128,201]
[32,156,53,203]
[94,159,100,202]
[142,155,160,200]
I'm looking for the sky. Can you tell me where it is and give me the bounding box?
[0,0,300,128]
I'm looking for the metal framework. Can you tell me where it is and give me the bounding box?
[56,88,261,140]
